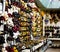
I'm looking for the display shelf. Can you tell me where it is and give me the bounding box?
[22,49,30,52]
[31,42,43,51]
[43,13,60,37]
[47,38,60,47]
[0,0,44,52]
[19,31,30,32]
[21,39,47,52]
[20,24,30,27]
[48,38,60,40]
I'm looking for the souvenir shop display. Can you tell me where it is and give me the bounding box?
[0,0,44,52]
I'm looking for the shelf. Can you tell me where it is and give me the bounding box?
[20,21,32,23]
[32,42,43,51]
[22,49,30,52]
[47,38,60,40]
[19,30,30,32]
[20,25,29,27]
[45,30,54,32]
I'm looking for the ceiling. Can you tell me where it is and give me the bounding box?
[35,0,60,11]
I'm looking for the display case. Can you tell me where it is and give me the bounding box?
[43,12,60,47]
[0,0,46,52]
